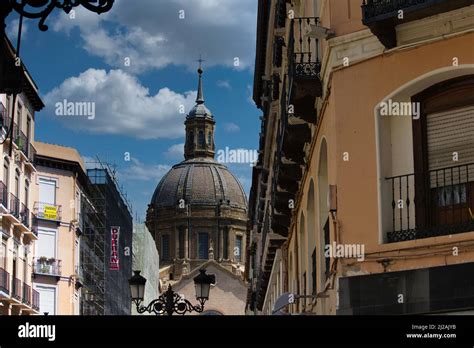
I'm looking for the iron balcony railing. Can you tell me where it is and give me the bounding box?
[12,278,21,301]
[0,267,9,294]
[9,193,20,219]
[288,17,322,80]
[32,289,40,311]
[14,129,28,156]
[33,258,62,277]
[28,142,36,163]
[33,202,62,222]
[23,283,31,306]
[0,102,7,131]
[20,203,30,228]
[386,162,474,242]
[0,181,7,208]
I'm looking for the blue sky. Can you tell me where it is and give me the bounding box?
[6,0,260,221]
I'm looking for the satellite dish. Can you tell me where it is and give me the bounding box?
[272,292,295,314]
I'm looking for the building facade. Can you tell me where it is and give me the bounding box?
[88,167,133,315]
[247,0,474,315]
[146,66,248,315]
[32,142,107,315]
[132,223,160,315]
[0,36,43,316]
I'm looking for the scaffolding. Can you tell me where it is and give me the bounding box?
[85,158,133,315]
[79,180,107,315]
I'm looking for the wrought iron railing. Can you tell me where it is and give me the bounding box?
[20,203,30,228]
[0,267,9,294]
[23,283,31,306]
[386,162,474,242]
[14,129,28,155]
[12,278,22,301]
[27,142,36,163]
[33,258,62,277]
[32,289,40,311]
[0,181,7,208]
[33,201,62,222]
[288,17,321,80]
[9,193,20,218]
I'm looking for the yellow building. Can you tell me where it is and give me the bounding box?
[247,0,474,315]
[0,37,44,315]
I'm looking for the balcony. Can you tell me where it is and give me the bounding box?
[9,193,20,219]
[23,283,31,306]
[0,267,10,295]
[0,181,7,212]
[14,129,28,158]
[20,203,30,228]
[12,278,22,301]
[386,162,474,243]
[33,257,62,279]
[287,17,322,124]
[33,202,62,222]
[32,289,40,311]
[361,0,473,48]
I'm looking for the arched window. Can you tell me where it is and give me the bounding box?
[299,212,306,308]
[188,131,194,149]
[307,180,316,295]
[207,131,212,148]
[198,130,205,148]
[161,234,170,262]
[318,139,329,284]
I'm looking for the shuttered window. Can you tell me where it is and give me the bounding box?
[427,105,474,191]
[35,285,56,315]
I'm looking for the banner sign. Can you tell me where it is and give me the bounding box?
[110,226,120,270]
[43,205,58,220]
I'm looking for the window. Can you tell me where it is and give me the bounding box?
[38,177,56,205]
[235,235,242,263]
[26,116,31,142]
[207,132,212,147]
[161,235,170,261]
[24,180,29,207]
[0,237,6,269]
[3,158,9,191]
[198,233,208,259]
[198,130,205,148]
[35,285,57,315]
[16,102,22,136]
[189,131,194,149]
[223,228,229,259]
[14,170,19,198]
[36,228,57,259]
[178,227,185,259]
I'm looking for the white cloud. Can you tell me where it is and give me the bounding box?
[164,143,184,160]
[217,80,231,90]
[44,68,196,139]
[51,0,257,73]
[119,158,171,182]
[223,122,240,133]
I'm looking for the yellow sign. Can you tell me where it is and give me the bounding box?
[43,205,58,220]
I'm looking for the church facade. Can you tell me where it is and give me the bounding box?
[146,66,248,315]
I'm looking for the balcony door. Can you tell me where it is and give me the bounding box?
[34,284,57,315]
[35,228,57,260]
[39,177,56,205]
[413,75,474,232]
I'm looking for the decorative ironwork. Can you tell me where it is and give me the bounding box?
[9,0,115,31]
[386,162,474,243]
[294,61,321,79]
[133,285,206,316]
[362,0,452,23]
[288,17,321,79]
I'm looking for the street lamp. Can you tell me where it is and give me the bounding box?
[129,269,216,316]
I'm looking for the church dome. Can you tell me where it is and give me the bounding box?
[151,157,247,210]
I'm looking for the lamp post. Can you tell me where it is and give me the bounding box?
[129,269,216,316]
